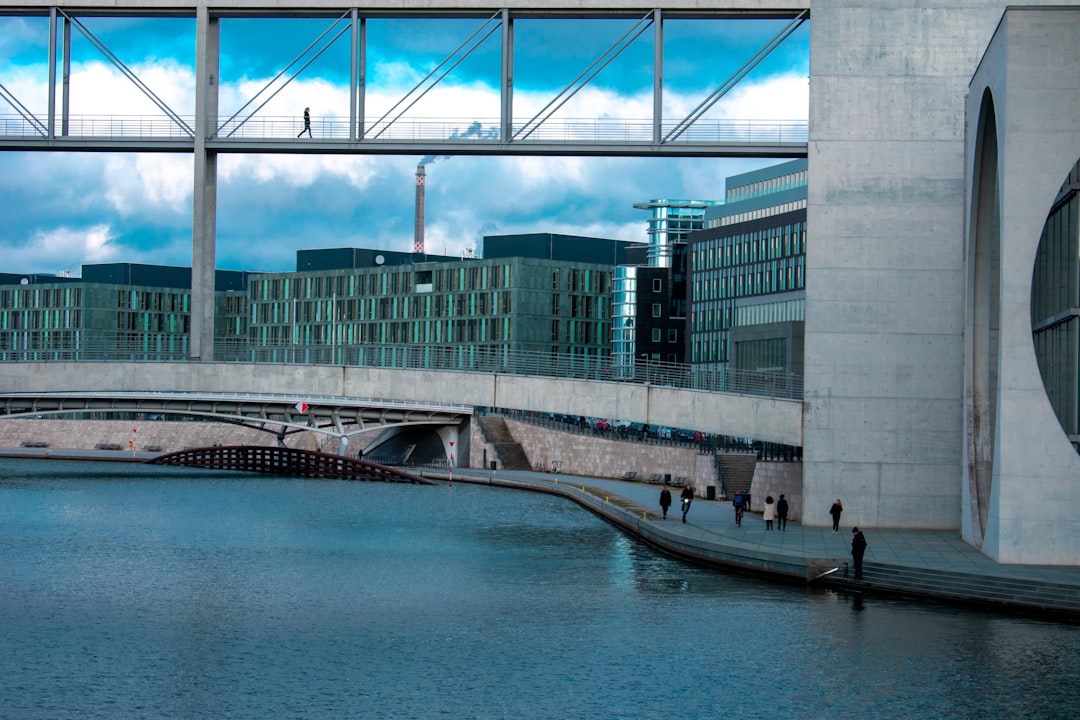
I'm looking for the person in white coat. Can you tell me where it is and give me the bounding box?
[763,495,776,530]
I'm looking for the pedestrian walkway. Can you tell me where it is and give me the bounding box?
[451,469,1080,620]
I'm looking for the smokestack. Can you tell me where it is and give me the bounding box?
[414,164,426,255]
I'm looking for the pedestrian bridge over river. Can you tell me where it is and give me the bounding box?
[0,361,804,449]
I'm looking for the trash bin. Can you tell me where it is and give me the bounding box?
[490,461,497,471]
[664,473,671,485]
[706,486,716,500]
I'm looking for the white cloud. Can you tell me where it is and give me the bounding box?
[102,155,193,215]
[5,224,122,274]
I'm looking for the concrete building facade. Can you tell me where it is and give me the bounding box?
[963,7,1080,564]
[806,1,1080,565]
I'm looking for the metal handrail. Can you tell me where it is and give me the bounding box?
[0,337,803,401]
[0,114,809,145]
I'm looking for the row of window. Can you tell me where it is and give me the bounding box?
[693,259,805,303]
[0,287,83,309]
[715,199,808,228]
[691,221,807,270]
[253,264,518,302]
[0,309,82,330]
[725,169,807,203]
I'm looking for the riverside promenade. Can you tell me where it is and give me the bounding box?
[445,468,1080,622]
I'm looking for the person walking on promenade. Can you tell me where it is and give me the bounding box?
[732,489,746,526]
[659,487,672,520]
[829,498,844,533]
[776,494,789,531]
[763,495,776,530]
[298,107,312,137]
[851,527,867,580]
[680,484,694,523]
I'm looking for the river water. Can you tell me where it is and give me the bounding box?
[1,458,1078,719]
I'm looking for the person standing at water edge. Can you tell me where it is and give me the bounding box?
[830,498,844,533]
[659,487,672,520]
[763,495,776,530]
[851,527,867,580]
[680,484,694,523]
[776,494,789,531]
[298,107,312,137]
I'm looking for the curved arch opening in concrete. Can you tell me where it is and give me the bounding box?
[1030,159,1080,453]
[967,88,1001,544]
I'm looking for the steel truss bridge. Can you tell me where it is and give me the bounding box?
[1,2,808,157]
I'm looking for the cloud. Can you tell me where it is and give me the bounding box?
[0,21,807,275]
[4,225,121,275]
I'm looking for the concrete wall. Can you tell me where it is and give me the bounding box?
[0,362,803,446]
[963,8,1080,564]
[0,419,323,453]
[804,1,1080,544]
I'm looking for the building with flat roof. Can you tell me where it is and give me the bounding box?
[0,264,250,359]
[246,255,612,365]
[688,159,807,378]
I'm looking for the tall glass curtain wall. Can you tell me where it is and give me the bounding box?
[612,267,637,375]
[690,216,806,370]
[1031,160,1080,452]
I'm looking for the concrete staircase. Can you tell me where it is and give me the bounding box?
[716,453,757,498]
[831,562,1080,617]
[478,416,532,471]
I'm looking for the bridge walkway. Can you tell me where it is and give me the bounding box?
[445,469,1080,621]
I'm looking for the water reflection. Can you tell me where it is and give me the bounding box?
[0,459,1078,719]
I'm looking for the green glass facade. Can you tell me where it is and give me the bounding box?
[0,267,249,359]
[688,159,808,374]
[247,256,611,362]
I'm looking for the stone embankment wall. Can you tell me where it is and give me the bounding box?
[0,419,321,454]
[470,416,804,518]
[472,416,719,493]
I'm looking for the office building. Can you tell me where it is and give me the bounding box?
[0,264,249,358]
[687,159,807,377]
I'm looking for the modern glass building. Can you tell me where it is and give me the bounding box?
[612,200,713,374]
[688,158,808,376]
[631,199,720,269]
[246,255,612,366]
[0,264,249,359]
[1031,159,1080,452]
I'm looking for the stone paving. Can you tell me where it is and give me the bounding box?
[463,469,1080,617]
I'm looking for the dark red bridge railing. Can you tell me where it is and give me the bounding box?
[148,445,435,484]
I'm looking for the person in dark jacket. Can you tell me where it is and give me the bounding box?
[851,527,867,580]
[680,484,694,523]
[776,494,789,531]
[659,487,672,520]
[829,498,844,533]
[298,107,312,137]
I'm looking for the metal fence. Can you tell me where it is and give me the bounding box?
[0,338,803,401]
[1,114,808,147]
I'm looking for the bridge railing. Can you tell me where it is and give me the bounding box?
[0,337,802,401]
[0,114,809,146]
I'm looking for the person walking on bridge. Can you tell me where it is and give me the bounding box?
[680,484,694,523]
[298,107,312,138]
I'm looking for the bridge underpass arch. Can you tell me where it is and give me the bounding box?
[0,390,473,458]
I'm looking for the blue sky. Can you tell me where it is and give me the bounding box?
[0,13,808,274]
